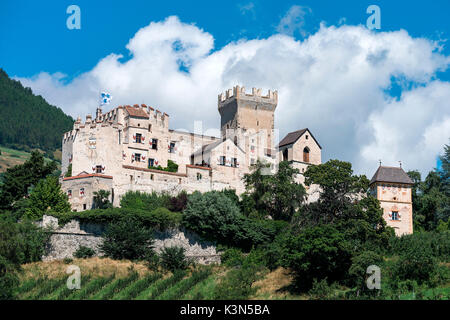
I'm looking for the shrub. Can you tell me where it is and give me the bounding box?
[393,248,437,284]
[100,216,155,260]
[213,264,264,300]
[221,248,245,267]
[348,250,384,294]
[63,257,73,264]
[0,255,19,300]
[0,219,50,265]
[168,191,188,212]
[120,191,170,212]
[74,246,95,259]
[281,224,353,291]
[308,278,339,300]
[159,246,190,272]
[182,191,242,244]
[50,207,181,230]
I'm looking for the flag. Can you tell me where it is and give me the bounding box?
[100,92,112,105]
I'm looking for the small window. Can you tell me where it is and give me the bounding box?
[231,158,238,168]
[305,135,309,140]
[148,124,152,132]
[283,148,288,161]
[138,123,140,127]
[197,173,202,180]
[80,188,85,197]
[135,133,142,143]
[67,190,72,198]
[148,158,155,168]
[219,156,226,166]
[391,211,399,220]
[118,130,122,144]
[150,174,154,180]
[83,204,87,210]
[151,139,158,150]
[135,153,141,162]
[169,142,176,153]
[178,178,182,184]
[250,158,255,165]
[96,165,102,173]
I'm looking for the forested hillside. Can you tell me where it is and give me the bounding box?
[0,68,74,153]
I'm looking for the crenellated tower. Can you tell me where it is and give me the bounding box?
[218,85,278,154]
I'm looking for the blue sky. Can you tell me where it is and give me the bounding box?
[2,0,450,80]
[1,0,449,175]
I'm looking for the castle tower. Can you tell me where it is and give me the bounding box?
[218,85,278,155]
[369,165,414,236]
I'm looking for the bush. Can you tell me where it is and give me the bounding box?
[221,248,245,267]
[281,224,353,291]
[183,191,288,250]
[213,264,264,300]
[168,191,188,212]
[0,255,19,300]
[348,250,384,295]
[183,191,242,244]
[50,207,181,230]
[100,216,155,260]
[120,191,170,212]
[74,246,95,259]
[0,219,50,265]
[308,278,340,300]
[159,246,190,272]
[393,248,437,285]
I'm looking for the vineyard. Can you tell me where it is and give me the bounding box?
[16,262,218,300]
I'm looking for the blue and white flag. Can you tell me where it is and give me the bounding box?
[100,92,112,105]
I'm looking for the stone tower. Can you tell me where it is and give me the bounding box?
[218,85,278,156]
[369,165,414,236]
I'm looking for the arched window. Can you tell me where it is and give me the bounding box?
[283,148,288,161]
[303,147,310,163]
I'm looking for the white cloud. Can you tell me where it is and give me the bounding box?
[276,5,312,37]
[15,16,450,177]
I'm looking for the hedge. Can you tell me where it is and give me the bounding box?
[48,207,182,230]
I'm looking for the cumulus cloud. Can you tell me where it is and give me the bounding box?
[15,16,450,177]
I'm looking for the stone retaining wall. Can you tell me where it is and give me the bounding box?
[40,215,220,264]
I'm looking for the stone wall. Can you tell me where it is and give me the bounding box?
[40,215,220,265]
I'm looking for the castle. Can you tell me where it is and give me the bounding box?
[60,85,413,236]
[61,85,322,211]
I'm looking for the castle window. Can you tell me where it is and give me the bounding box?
[178,178,181,184]
[134,153,141,162]
[283,148,288,161]
[118,130,122,144]
[303,147,310,163]
[197,173,202,180]
[150,174,154,180]
[250,158,255,165]
[148,124,152,132]
[135,133,142,143]
[67,190,72,198]
[79,188,85,197]
[148,158,155,168]
[231,158,238,168]
[83,204,87,210]
[96,165,103,173]
[169,142,176,153]
[151,139,158,150]
[306,135,309,140]
[219,156,226,166]
[391,211,399,221]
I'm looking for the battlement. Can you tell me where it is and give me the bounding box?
[218,85,278,108]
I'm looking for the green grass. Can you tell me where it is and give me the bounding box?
[399,286,450,300]
[182,274,217,300]
[147,270,187,299]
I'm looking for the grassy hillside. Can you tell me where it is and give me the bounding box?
[0,145,58,174]
[0,68,74,153]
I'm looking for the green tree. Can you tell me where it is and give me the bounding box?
[64,163,72,178]
[242,160,306,220]
[100,216,154,260]
[93,190,112,209]
[24,176,71,220]
[281,224,353,291]
[0,151,57,210]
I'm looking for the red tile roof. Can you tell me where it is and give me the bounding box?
[125,105,149,119]
[63,173,113,181]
